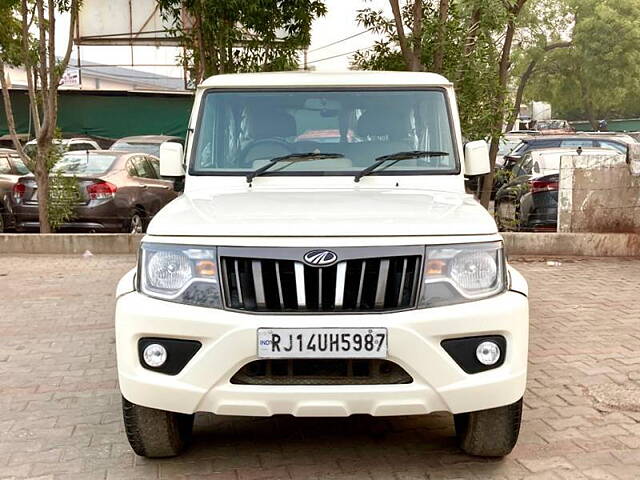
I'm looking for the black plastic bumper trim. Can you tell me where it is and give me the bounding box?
[138,337,202,376]
[441,335,506,374]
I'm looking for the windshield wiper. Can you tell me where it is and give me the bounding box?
[246,152,345,183]
[354,150,450,182]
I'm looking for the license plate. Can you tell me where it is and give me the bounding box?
[257,328,387,359]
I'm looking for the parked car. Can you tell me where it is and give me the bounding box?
[23,137,100,157]
[110,135,183,158]
[0,150,30,232]
[494,134,635,195]
[10,151,177,233]
[494,147,620,232]
[115,71,530,459]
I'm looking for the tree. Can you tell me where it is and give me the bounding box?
[525,0,640,129]
[157,0,327,84]
[0,0,80,233]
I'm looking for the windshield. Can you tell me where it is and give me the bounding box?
[191,89,458,176]
[499,139,521,156]
[52,153,116,175]
[111,142,161,157]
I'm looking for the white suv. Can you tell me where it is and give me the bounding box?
[115,71,529,458]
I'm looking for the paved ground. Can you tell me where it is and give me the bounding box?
[1,255,639,480]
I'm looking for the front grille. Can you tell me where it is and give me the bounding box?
[219,247,422,313]
[230,359,413,385]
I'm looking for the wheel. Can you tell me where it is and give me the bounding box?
[454,397,523,457]
[127,211,145,234]
[121,396,194,458]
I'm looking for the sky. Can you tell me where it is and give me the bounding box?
[54,0,391,80]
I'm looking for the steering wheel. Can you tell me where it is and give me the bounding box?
[239,138,294,167]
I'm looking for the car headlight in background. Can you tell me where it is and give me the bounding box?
[419,242,506,308]
[139,243,222,308]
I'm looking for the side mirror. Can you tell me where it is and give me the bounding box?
[627,143,640,176]
[160,142,185,177]
[464,140,491,176]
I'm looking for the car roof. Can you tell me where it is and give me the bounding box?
[200,71,452,89]
[25,137,97,145]
[528,147,621,157]
[114,135,181,144]
[523,135,629,144]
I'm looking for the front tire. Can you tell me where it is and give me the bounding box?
[122,396,194,458]
[454,398,523,457]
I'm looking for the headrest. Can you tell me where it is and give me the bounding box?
[249,110,297,139]
[356,108,410,140]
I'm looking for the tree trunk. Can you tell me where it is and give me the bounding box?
[479,0,528,208]
[34,154,51,233]
[505,59,537,132]
[433,0,449,73]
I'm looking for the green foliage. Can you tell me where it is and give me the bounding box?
[157,0,327,82]
[351,1,508,140]
[47,171,80,232]
[525,0,640,123]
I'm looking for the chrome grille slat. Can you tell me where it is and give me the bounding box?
[221,249,422,314]
[334,262,347,308]
[356,260,366,309]
[397,258,408,305]
[234,260,243,306]
[252,260,266,308]
[294,262,306,308]
[374,259,390,308]
[275,261,284,309]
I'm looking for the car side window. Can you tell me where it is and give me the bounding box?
[146,157,161,178]
[0,157,11,174]
[132,157,156,179]
[532,161,541,174]
[513,154,533,177]
[126,159,139,177]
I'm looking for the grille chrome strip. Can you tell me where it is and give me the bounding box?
[275,261,284,309]
[234,259,243,306]
[252,260,266,308]
[318,268,323,309]
[397,258,408,305]
[356,260,366,308]
[334,262,347,308]
[294,262,306,308]
[375,259,390,308]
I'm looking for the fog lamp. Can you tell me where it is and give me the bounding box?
[476,341,501,365]
[143,343,167,367]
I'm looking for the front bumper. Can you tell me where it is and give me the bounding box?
[116,283,529,417]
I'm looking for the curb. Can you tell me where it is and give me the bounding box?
[501,232,640,257]
[0,233,638,257]
[0,234,143,255]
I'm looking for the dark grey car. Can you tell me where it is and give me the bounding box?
[0,150,30,232]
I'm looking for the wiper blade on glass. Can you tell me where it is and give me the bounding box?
[246,152,344,183]
[354,150,449,183]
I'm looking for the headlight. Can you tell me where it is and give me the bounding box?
[139,243,222,308]
[418,242,506,308]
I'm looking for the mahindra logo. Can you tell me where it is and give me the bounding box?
[303,249,337,267]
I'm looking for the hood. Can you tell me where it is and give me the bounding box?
[147,187,497,237]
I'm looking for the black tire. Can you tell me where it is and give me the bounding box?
[122,396,194,458]
[454,397,523,457]
[125,210,145,234]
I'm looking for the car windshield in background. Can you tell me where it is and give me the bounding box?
[111,142,161,157]
[192,89,458,176]
[52,153,116,175]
